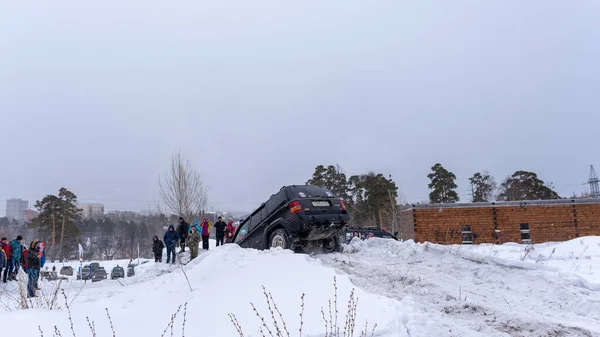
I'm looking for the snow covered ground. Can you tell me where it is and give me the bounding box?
[0,237,599,336]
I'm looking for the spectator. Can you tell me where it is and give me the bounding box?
[0,238,6,283]
[200,218,212,250]
[152,236,165,262]
[163,225,180,264]
[177,217,190,253]
[26,240,42,298]
[8,235,24,281]
[187,225,202,260]
[1,237,10,283]
[214,216,227,247]
[225,219,236,243]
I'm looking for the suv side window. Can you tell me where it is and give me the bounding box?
[249,204,265,232]
[266,191,286,214]
[234,222,248,243]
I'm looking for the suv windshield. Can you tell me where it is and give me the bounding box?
[289,186,336,198]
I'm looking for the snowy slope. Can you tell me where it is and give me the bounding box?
[1,237,599,337]
[0,244,415,337]
[318,237,600,337]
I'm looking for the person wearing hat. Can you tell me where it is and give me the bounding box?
[200,218,212,250]
[7,235,24,281]
[187,225,202,260]
[189,219,201,233]
[176,217,190,253]
[25,240,42,298]
[214,216,227,247]
[163,225,180,264]
[225,218,236,244]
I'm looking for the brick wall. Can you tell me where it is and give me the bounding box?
[402,200,600,244]
[399,208,415,241]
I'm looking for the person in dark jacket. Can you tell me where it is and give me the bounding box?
[26,240,42,298]
[214,216,227,247]
[152,236,165,262]
[163,225,180,264]
[177,217,190,253]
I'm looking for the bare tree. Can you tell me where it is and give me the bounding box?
[157,151,209,220]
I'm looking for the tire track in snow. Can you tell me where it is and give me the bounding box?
[314,239,600,337]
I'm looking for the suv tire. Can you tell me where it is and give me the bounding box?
[269,229,290,249]
[323,236,341,253]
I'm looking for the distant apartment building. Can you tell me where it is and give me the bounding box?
[6,198,29,222]
[77,203,105,219]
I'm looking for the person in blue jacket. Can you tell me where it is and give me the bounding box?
[163,225,180,264]
[188,219,201,233]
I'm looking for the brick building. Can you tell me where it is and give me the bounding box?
[399,198,600,244]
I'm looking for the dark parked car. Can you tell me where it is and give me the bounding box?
[77,266,92,280]
[342,227,397,244]
[127,265,135,277]
[233,185,351,253]
[89,262,100,272]
[92,267,107,282]
[59,266,74,276]
[111,266,125,279]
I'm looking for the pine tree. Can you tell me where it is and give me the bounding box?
[497,171,560,201]
[427,163,459,203]
[469,171,496,202]
[306,164,351,202]
[348,173,398,227]
[31,188,82,261]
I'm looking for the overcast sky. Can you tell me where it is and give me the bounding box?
[1,1,599,215]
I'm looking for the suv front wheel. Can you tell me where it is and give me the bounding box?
[269,229,290,249]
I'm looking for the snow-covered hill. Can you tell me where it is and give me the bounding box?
[0,237,599,336]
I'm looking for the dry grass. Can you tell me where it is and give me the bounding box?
[230,276,377,337]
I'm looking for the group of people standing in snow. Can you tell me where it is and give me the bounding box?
[0,235,47,298]
[152,216,237,264]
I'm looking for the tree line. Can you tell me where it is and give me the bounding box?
[426,163,560,203]
[305,163,566,229]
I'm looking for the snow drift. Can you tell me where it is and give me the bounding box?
[0,244,415,336]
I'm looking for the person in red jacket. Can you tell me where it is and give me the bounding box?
[225,219,236,243]
[0,238,7,283]
[1,237,11,283]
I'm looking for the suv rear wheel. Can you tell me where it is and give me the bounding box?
[323,236,341,253]
[269,229,290,249]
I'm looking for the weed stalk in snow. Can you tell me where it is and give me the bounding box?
[61,290,76,337]
[299,293,305,337]
[229,313,245,337]
[182,302,188,337]
[105,308,116,337]
[87,317,97,337]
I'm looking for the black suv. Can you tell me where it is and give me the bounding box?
[233,185,351,253]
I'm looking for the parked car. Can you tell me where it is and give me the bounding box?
[59,266,74,276]
[127,265,135,277]
[41,271,68,281]
[111,266,125,279]
[77,266,92,280]
[341,227,397,244]
[233,185,351,253]
[88,262,100,272]
[91,267,107,282]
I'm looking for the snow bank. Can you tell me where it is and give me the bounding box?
[0,244,412,337]
[330,237,600,336]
